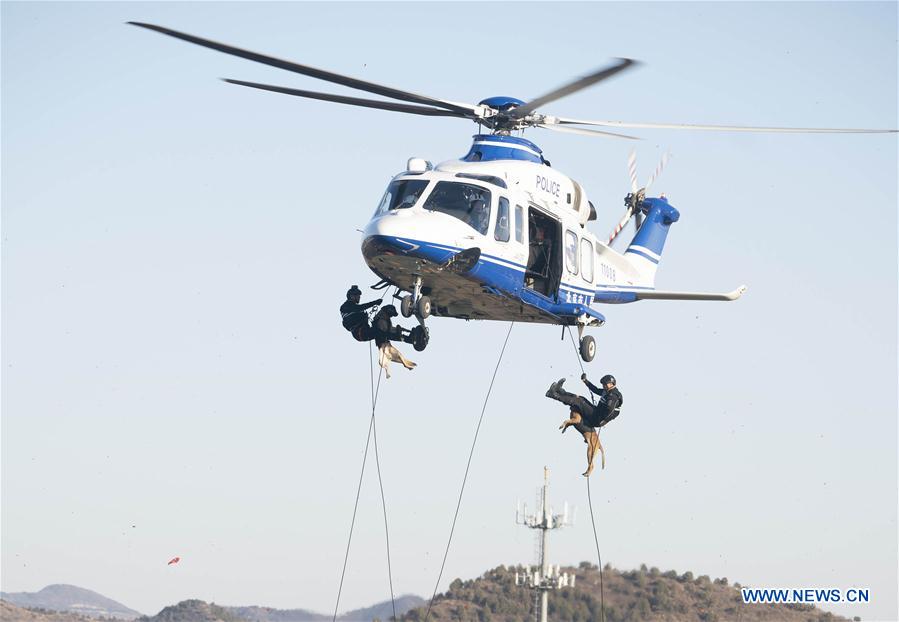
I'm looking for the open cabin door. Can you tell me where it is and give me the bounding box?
[525,206,563,300]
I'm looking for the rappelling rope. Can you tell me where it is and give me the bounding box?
[331,342,391,622]
[565,326,595,406]
[564,326,605,622]
[586,477,606,622]
[370,283,408,622]
[424,321,515,622]
[369,344,397,622]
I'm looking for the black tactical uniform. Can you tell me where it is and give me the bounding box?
[546,376,623,430]
[340,284,381,341]
[584,378,623,428]
[340,298,379,340]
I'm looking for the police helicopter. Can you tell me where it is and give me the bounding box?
[130,23,896,362]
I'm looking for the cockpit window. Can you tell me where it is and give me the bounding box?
[423,181,492,235]
[375,179,429,215]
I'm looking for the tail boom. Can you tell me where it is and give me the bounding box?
[623,197,680,284]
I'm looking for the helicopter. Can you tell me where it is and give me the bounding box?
[130,23,896,362]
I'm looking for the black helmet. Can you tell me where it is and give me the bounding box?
[381,304,398,317]
[347,285,362,299]
[600,374,616,386]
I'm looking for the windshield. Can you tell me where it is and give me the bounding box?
[375,179,429,215]
[423,181,492,235]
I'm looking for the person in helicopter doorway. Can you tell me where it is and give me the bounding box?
[545,374,623,477]
[527,225,553,284]
[339,286,416,378]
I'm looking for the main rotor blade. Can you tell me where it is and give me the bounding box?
[556,117,898,134]
[511,58,638,119]
[224,79,470,118]
[538,123,639,141]
[128,22,479,117]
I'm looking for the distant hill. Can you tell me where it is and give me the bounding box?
[398,564,854,622]
[0,599,129,622]
[138,600,244,622]
[228,595,424,622]
[0,589,424,622]
[1,585,141,620]
[339,595,425,621]
[3,564,858,622]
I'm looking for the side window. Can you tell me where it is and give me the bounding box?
[514,205,524,243]
[494,197,510,242]
[580,239,594,282]
[565,230,579,275]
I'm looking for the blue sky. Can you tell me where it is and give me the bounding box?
[2,2,897,620]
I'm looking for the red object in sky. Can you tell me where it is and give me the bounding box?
[167,556,181,565]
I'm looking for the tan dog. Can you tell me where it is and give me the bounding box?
[559,410,605,477]
[378,343,416,379]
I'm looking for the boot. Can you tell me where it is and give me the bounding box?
[545,377,566,399]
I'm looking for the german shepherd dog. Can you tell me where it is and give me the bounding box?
[378,343,416,379]
[560,412,605,477]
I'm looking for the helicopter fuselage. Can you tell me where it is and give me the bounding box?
[361,136,656,327]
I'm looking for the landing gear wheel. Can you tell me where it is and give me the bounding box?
[580,335,596,362]
[411,325,430,352]
[416,295,432,319]
[400,295,414,318]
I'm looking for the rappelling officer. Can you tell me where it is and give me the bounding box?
[340,285,381,341]
[545,373,623,476]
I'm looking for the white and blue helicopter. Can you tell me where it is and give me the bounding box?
[131,23,896,362]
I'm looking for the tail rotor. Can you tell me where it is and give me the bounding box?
[607,150,671,246]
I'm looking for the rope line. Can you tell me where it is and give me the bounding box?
[586,477,606,622]
[565,326,595,406]
[370,344,397,622]
[565,326,605,622]
[424,322,515,621]
[331,345,386,622]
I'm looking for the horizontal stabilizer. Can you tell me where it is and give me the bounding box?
[634,285,747,301]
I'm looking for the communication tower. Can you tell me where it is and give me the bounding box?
[515,467,575,622]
